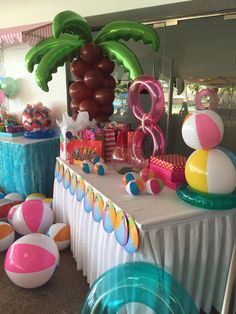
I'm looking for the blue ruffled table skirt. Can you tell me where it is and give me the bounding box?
[0,137,60,198]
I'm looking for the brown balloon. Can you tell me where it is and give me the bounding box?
[69,81,92,102]
[84,69,104,89]
[70,99,80,113]
[80,43,102,66]
[101,104,114,117]
[94,88,115,106]
[95,57,115,75]
[79,99,100,120]
[70,58,90,79]
[103,75,116,89]
[94,114,110,124]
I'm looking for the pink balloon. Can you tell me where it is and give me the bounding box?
[128,75,166,165]
[0,90,5,105]
[195,88,219,110]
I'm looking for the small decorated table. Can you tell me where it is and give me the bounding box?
[53,158,236,314]
[0,136,60,197]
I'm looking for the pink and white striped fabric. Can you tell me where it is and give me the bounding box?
[104,128,116,162]
[0,22,52,46]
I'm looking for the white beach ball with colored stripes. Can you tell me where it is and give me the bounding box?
[4,233,59,288]
[46,223,70,250]
[182,110,224,150]
[12,200,54,235]
[26,193,46,201]
[0,222,15,252]
[185,148,236,194]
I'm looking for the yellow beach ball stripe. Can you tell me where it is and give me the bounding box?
[185,150,208,193]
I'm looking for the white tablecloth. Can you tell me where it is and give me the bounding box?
[53,158,236,314]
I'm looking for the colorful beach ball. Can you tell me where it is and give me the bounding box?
[26,193,46,201]
[81,160,94,174]
[4,193,23,202]
[185,148,236,194]
[145,178,163,195]
[93,162,107,176]
[126,180,145,196]
[139,168,157,182]
[122,172,139,186]
[7,203,21,224]
[0,199,22,220]
[12,200,54,235]
[182,110,224,150]
[0,222,15,252]
[4,233,59,288]
[47,223,70,250]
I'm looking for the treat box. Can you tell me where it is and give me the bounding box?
[0,131,25,138]
[150,154,187,182]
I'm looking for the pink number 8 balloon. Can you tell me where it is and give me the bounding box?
[195,88,219,110]
[128,75,166,166]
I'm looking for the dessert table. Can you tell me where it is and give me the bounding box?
[0,136,60,197]
[53,158,236,314]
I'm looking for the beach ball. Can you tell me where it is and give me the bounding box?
[102,201,117,233]
[145,178,164,195]
[0,222,15,252]
[12,200,54,235]
[4,193,23,202]
[185,148,236,194]
[124,216,139,254]
[43,198,53,209]
[26,193,46,201]
[182,110,224,150]
[4,233,59,288]
[81,160,94,174]
[93,162,107,176]
[84,186,94,213]
[76,177,85,202]
[114,210,128,246]
[139,168,157,182]
[0,199,22,220]
[122,172,139,186]
[7,203,21,224]
[126,180,145,196]
[47,223,70,250]
[92,193,104,222]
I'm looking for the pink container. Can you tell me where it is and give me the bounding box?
[150,163,186,182]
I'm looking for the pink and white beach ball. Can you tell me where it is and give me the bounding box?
[12,200,53,235]
[47,223,70,250]
[0,222,15,252]
[182,110,224,150]
[7,203,21,224]
[4,233,59,288]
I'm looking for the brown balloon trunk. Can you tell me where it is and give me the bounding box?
[69,43,115,123]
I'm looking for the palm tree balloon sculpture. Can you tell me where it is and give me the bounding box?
[25,10,159,122]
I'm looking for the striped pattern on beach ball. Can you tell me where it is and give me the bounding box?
[122,172,139,186]
[182,110,224,150]
[93,162,107,176]
[84,186,94,213]
[0,222,15,252]
[126,180,145,196]
[185,148,236,194]
[145,178,163,195]
[7,203,21,224]
[47,223,70,250]
[124,216,139,254]
[26,193,46,201]
[4,193,23,202]
[92,193,104,222]
[114,210,128,246]
[69,174,78,196]
[12,200,54,235]
[76,177,85,202]
[58,164,64,183]
[0,199,23,220]
[4,233,59,288]
[102,201,117,233]
[63,169,71,189]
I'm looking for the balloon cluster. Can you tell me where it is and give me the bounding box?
[70,43,115,123]
[0,77,19,105]
[22,103,52,132]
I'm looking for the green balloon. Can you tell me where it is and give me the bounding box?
[98,41,143,81]
[1,77,18,97]
[95,21,159,51]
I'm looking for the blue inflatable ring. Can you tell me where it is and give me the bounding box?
[80,262,198,314]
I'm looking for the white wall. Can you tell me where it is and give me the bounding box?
[0,0,191,28]
[2,43,67,127]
